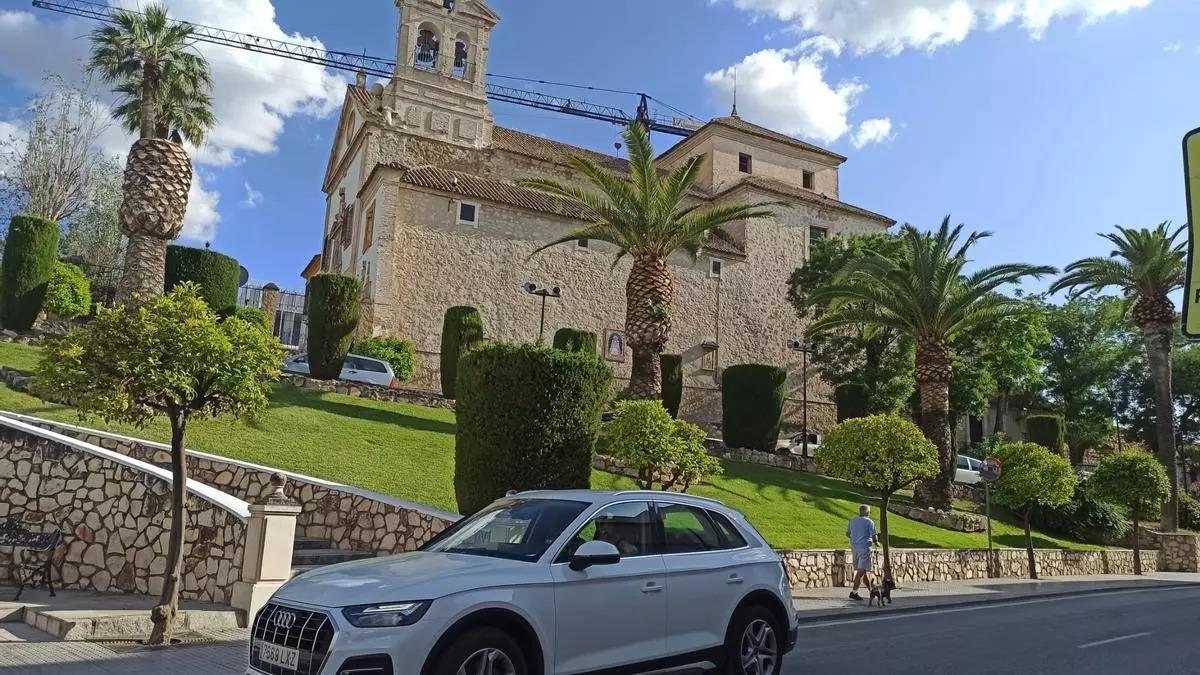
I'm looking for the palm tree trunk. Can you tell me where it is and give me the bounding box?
[626,256,672,400]
[1142,320,1179,532]
[914,338,954,510]
[1024,507,1037,580]
[993,387,1010,436]
[148,410,188,645]
[116,234,167,307]
[140,62,158,140]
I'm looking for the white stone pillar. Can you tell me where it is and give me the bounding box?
[231,474,299,625]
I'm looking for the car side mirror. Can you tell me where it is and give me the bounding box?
[569,540,621,571]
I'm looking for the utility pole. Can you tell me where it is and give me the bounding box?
[524,282,562,344]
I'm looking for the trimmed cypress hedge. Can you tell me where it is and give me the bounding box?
[454,343,612,514]
[722,364,788,451]
[661,353,683,419]
[440,306,485,398]
[1027,414,1066,456]
[165,245,239,315]
[0,214,59,330]
[307,274,362,380]
[835,383,869,422]
[552,327,597,355]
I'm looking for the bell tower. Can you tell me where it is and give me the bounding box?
[388,0,499,149]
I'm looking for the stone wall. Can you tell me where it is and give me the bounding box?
[1138,527,1200,573]
[0,419,249,604]
[2,413,459,558]
[779,547,1154,589]
[280,374,455,410]
[888,503,987,533]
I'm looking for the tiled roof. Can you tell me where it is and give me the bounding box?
[391,164,745,258]
[723,175,895,226]
[492,127,630,174]
[347,85,374,110]
[658,115,847,164]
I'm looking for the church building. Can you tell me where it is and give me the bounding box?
[312,0,895,430]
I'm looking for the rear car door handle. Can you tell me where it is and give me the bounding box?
[642,582,663,593]
[727,574,745,585]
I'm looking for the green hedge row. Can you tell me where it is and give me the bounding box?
[722,364,788,451]
[307,274,362,380]
[354,336,416,381]
[165,245,239,315]
[440,306,485,398]
[454,343,612,514]
[552,327,597,356]
[0,215,59,330]
[1027,414,1066,456]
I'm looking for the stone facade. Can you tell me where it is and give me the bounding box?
[779,547,1155,589]
[314,0,894,431]
[0,420,249,605]
[889,503,987,533]
[1138,527,1200,573]
[3,413,459,558]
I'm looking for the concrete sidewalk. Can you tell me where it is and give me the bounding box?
[791,572,1200,622]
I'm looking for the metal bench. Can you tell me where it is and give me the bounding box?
[0,518,63,601]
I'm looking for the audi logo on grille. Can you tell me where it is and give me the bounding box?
[271,610,297,630]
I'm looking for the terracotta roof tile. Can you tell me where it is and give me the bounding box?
[724,175,895,226]
[492,127,630,174]
[710,116,846,161]
[705,229,747,258]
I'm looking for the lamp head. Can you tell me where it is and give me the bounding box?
[524,282,538,294]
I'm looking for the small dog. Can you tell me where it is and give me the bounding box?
[869,574,896,607]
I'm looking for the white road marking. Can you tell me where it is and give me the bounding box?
[1077,632,1151,649]
[797,586,1189,629]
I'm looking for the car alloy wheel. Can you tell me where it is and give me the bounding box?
[456,647,517,675]
[739,618,778,675]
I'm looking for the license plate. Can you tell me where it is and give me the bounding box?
[257,642,300,671]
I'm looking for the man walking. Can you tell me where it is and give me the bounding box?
[847,504,879,601]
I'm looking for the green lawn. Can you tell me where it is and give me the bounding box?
[0,341,44,372]
[0,342,1096,550]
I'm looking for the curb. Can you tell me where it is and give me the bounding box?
[793,581,1197,625]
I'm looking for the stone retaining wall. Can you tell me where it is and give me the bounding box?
[1139,527,1200,573]
[280,374,454,410]
[0,419,249,604]
[778,547,1153,589]
[889,503,987,533]
[2,413,459,558]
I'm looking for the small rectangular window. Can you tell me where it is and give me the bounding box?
[738,153,753,174]
[457,201,478,225]
[362,202,376,253]
[577,239,590,249]
[809,226,828,245]
[709,258,723,278]
[802,170,815,189]
[701,348,718,372]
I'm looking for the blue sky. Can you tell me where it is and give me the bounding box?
[0,0,1196,292]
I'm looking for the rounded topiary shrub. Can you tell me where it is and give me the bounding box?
[0,214,60,330]
[661,353,683,419]
[722,364,788,451]
[552,327,597,356]
[164,245,240,315]
[455,343,612,514]
[43,262,92,319]
[354,336,416,381]
[835,383,869,422]
[1027,414,1066,456]
[231,306,270,331]
[307,274,363,380]
[440,306,485,398]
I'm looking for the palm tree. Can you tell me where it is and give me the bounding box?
[519,123,776,399]
[88,3,214,307]
[809,218,1055,510]
[1051,223,1186,531]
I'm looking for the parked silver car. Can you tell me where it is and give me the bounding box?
[282,353,398,388]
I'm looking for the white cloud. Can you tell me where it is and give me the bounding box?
[242,181,264,208]
[1163,42,1182,53]
[182,173,220,243]
[851,118,894,148]
[704,44,866,144]
[724,0,1154,54]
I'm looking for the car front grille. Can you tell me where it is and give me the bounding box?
[250,602,336,675]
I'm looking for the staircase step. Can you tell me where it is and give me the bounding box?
[291,548,376,567]
[293,537,332,551]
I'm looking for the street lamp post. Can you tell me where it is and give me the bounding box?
[524,282,562,344]
[787,339,818,457]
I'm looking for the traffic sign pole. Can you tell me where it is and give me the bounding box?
[981,457,1003,578]
[1183,128,1200,339]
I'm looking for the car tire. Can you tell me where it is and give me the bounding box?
[432,626,529,675]
[723,605,783,675]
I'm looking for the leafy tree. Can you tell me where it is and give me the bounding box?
[992,442,1077,579]
[43,262,92,318]
[60,156,126,274]
[605,400,722,492]
[0,214,60,330]
[1052,224,1186,530]
[353,336,416,381]
[946,329,996,447]
[818,415,939,574]
[34,283,282,644]
[810,218,1054,510]
[979,295,1050,434]
[520,123,776,400]
[1090,450,1172,574]
[1039,296,1139,465]
[789,233,914,415]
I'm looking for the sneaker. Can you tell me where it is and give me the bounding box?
[848,592,863,601]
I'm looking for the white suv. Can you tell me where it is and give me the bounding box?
[248,490,798,675]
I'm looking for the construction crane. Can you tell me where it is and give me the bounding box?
[31,0,703,137]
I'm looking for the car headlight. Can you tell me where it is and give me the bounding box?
[341,601,432,628]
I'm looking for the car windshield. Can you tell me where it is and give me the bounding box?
[421,498,588,562]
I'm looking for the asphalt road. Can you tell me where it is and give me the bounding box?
[784,584,1200,674]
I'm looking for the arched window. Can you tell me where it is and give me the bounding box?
[415,25,440,70]
[453,35,469,79]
